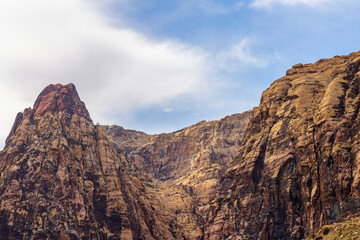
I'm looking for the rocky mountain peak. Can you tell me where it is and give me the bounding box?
[0,83,185,239]
[204,51,360,239]
[32,83,91,121]
[5,83,91,147]
[4,51,360,239]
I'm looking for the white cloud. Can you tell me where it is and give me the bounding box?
[216,37,268,71]
[251,0,333,8]
[178,0,244,16]
[163,107,174,113]
[194,0,229,15]
[0,0,209,148]
[234,2,245,10]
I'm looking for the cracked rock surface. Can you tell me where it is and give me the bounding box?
[204,51,360,239]
[0,83,185,239]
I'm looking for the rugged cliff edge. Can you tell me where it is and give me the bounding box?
[3,51,360,240]
[204,51,360,239]
[0,83,184,239]
[103,111,252,238]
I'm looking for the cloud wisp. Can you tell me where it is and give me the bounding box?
[0,0,275,149]
[251,0,333,8]
[0,0,210,147]
[216,37,269,71]
[189,0,244,16]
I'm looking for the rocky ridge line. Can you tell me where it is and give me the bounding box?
[0,83,185,239]
[103,111,253,238]
[205,51,360,239]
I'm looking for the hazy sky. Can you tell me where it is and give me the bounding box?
[1,0,360,149]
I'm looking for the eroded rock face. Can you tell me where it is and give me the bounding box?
[204,51,360,239]
[0,83,183,239]
[5,51,358,240]
[104,111,252,238]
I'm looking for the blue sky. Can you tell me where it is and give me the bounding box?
[105,0,360,130]
[0,0,360,148]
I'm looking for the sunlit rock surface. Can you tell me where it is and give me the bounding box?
[0,83,185,239]
[104,111,252,238]
[204,51,360,239]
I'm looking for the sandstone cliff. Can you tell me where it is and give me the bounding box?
[205,51,360,239]
[103,111,252,238]
[3,50,360,240]
[0,83,184,239]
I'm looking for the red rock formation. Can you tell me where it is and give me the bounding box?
[204,51,360,239]
[104,111,252,238]
[32,83,91,121]
[5,83,90,147]
[4,50,360,240]
[0,83,184,239]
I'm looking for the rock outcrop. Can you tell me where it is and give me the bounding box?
[104,111,252,238]
[204,51,360,239]
[4,51,360,240]
[0,83,184,239]
[304,214,360,240]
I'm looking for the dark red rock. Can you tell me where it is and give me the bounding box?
[32,83,91,121]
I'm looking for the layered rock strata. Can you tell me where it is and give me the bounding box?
[104,111,252,238]
[0,83,184,239]
[3,50,359,240]
[205,51,360,239]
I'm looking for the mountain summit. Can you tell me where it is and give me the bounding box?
[32,83,91,121]
[205,51,360,239]
[3,51,360,240]
[0,83,184,239]
[5,83,90,148]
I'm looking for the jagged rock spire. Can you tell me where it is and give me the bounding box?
[33,83,91,121]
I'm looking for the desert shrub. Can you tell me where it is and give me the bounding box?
[323,227,330,235]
